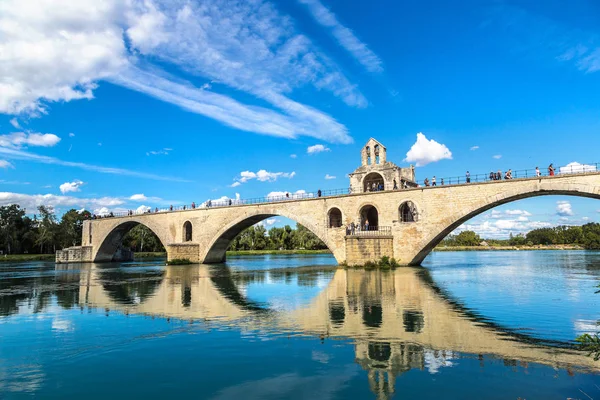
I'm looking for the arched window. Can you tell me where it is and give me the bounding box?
[183,221,193,242]
[360,205,379,230]
[328,207,343,228]
[374,144,380,164]
[366,146,371,165]
[399,201,418,222]
[363,172,385,192]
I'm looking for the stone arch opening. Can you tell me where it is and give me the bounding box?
[328,207,343,228]
[410,187,600,266]
[399,201,419,222]
[94,221,167,262]
[363,172,384,192]
[360,205,379,230]
[183,221,192,242]
[203,212,337,264]
[374,144,380,164]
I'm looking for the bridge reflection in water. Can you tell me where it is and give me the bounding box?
[74,264,596,398]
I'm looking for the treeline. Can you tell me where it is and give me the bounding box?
[228,223,327,251]
[442,223,600,250]
[0,205,90,254]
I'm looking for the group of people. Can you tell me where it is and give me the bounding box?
[345,219,373,235]
[422,163,557,187]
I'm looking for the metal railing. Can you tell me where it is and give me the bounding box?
[346,226,392,236]
[87,161,599,220]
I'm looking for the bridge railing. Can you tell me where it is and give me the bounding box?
[346,226,392,236]
[87,161,599,220]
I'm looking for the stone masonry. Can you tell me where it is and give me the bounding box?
[57,172,600,266]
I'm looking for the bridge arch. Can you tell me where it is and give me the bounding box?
[410,183,600,265]
[93,219,170,262]
[201,207,344,264]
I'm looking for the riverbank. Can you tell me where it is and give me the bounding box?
[227,249,331,256]
[434,244,584,252]
[0,254,55,262]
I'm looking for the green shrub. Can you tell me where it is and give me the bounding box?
[167,258,192,265]
[576,333,600,361]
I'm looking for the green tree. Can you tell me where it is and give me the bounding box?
[59,209,91,248]
[35,206,58,254]
[122,225,165,252]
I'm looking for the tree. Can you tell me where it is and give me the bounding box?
[35,206,58,254]
[122,225,165,252]
[59,209,91,248]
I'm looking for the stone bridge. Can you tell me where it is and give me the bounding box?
[58,172,600,265]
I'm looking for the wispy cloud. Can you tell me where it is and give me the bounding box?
[298,0,383,73]
[404,133,452,167]
[0,160,14,169]
[470,145,479,151]
[146,147,172,156]
[0,147,190,182]
[0,192,125,213]
[307,144,331,154]
[324,174,336,180]
[290,154,297,159]
[9,118,20,129]
[493,154,502,159]
[1,0,364,144]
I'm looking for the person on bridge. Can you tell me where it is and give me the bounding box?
[228,199,232,206]
[207,200,212,207]
[393,179,398,190]
[466,171,471,183]
[424,178,430,186]
[155,207,158,213]
[489,171,494,181]
[191,202,196,209]
[169,205,173,211]
[364,219,369,231]
[536,167,541,177]
[372,182,377,192]
[350,222,356,235]
[548,163,555,176]
[432,176,437,186]
[505,169,513,179]
[318,189,322,197]
[496,170,502,181]
[441,178,444,185]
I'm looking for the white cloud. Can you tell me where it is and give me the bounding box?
[59,180,84,194]
[129,194,147,201]
[0,0,127,115]
[493,155,502,159]
[559,162,597,174]
[556,201,574,216]
[297,0,383,73]
[136,205,151,213]
[0,160,14,169]
[0,146,190,182]
[455,218,553,239]
[231,169,296,186]
[0,132,60,148]
[146,148,171,156]
[504,209,532,216]
[9,118,20,129]
[0,192,124,213]
[257,218,279,228]
[403,132,452,167]
[307,144,331,154]
[290,154,297,159]
[324,174,336,180]
[470,145,479,151]
[266,189,308,200]
[69,133,75,137]
[1,0,363,144]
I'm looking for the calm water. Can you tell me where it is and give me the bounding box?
[1,251,599,399]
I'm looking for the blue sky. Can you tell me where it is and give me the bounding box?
[0,0,599,238]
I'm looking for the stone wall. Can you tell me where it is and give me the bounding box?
[345,236,394,266]
[56,246,93,263]
[167,243,201,263]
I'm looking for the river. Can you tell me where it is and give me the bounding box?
[1,251,599,399]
